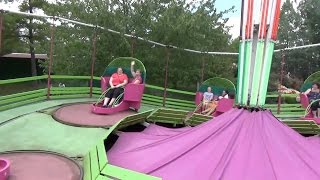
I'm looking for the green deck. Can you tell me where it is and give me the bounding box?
[0,75,316,179]
[0,99,154,157]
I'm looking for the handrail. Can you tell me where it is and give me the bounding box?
[95,88,111,105]
[0,75,306,114]
[304,99,320,117]
[0,75,47,85]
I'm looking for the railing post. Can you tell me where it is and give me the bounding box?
[0,11,4,54]
[163,46,170,107]
[277,51,285,114]
[200,54,205,83]
[89,27,98,98]
[47,17,56,100]
[130,32,136,57]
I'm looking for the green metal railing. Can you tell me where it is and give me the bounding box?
[0,75,303,115]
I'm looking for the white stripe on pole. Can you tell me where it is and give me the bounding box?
[237,0,248,102]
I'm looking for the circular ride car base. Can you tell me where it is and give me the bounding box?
[0,151,82,180]
[53,103,136,127]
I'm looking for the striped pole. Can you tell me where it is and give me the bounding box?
[237,0,282,107]
[240,0,254,105]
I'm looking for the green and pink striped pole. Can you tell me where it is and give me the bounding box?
[236,0,282,107]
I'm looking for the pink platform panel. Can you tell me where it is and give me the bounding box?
[213,98,234,117]
[92,76,145,115]
[300,93,309,109]
[195,92,203,106]
[299,93,320,124]
[0,159,10,180]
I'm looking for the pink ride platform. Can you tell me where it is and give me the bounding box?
[0,151,81,180]
[92,77,145,115]
[300,94,320,124]
[195,92,234,116]
[53,103,136,127]
[0,159,10,180]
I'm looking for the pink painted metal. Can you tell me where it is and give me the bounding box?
[194,92,203,106]
[194,92,233,116]
[0,152,81,180]
[300,93,309,109]
[101,76,110,93]
[0,158,10,180]
[54,103,135,127]
[212,98,235,117]
[108,109,320,180]
[92,76,145,115]
[300,93,320,124]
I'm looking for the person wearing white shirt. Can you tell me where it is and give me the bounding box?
[218,90,229,100]
[203,87,214,109]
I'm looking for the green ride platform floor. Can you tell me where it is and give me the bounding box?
[0,98,156,158]
[0,98,304,157]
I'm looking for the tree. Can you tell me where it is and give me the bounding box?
[18,0,49,76]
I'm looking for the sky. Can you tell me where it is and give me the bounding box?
[0,0,301,39]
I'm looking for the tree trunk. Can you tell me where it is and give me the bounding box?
[29,0,37,77]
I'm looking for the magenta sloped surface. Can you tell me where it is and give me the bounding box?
[108,108,320,180]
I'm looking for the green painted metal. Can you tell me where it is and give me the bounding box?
[116,110,154,130]
[50,94,97,100]
[249,41,265,106]
[90,148,100,180]
[0,96,47,111]
[258,43,275,106]
[96,175,111,180]
[51,87,100,91]
[0,89,46,101]
[83,153,92,180]
[236,41,245,103]
[0,112,108,156]
[101,164,161,180]
[301,71,320,92]
[145,84,195,95]
[282,120,320,135]
[51,75,100,80]
[304,71,320,84]
[96,141,108,170]
[0,75,47,85]
[0,92,46,106]
[241,42,253,105]
[142,96,195,108]
[143,94,194,104]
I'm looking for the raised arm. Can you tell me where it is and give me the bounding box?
[304,88,311,95]
[131,61,136,77]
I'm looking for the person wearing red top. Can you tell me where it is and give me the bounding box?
[103,67,128,107]
[130,61,142,84]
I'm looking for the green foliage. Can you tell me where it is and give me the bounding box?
[33,0,236,91]
[272,0,320,88]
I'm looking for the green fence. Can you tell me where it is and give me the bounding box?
[0,75,303,115]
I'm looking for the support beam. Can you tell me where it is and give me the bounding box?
[277,51,285,114]
[89,28,98,98]
[163,47,170,107]
[47,18,56,100]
